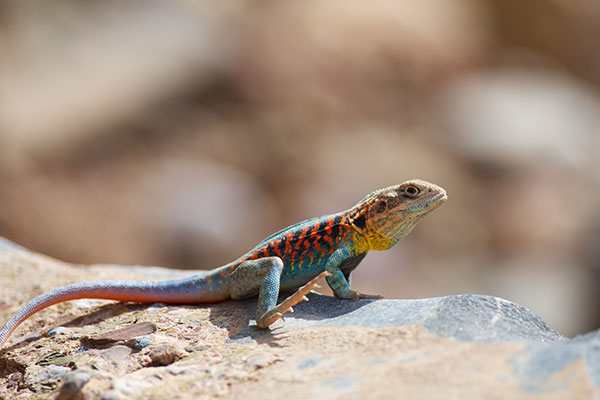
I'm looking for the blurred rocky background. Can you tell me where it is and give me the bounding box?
[0,0,599,337]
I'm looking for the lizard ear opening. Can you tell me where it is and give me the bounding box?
[368,199,388,218]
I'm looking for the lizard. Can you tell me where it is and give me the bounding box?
[0,179,446,349]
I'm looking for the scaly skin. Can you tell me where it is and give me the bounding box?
[0,179,447,349]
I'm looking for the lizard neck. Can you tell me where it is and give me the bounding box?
[343,206,384,252]
[364,231,398,251]
[344,203,402,251]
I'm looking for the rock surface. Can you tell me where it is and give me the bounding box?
[0,240,598,399]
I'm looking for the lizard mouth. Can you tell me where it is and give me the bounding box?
[429,192,447,209]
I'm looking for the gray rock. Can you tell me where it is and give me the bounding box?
[57,370,93,400]
[61,370,93,390]
[100,345,132,362]
[229,293,600,390]
[235,293,564,343]
[512,330,600,391]
[24,365,70,385]
[47,326,68,337]
[129,336,151,350]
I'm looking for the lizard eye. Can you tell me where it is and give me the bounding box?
[376,200,387,213]
[404,185,420,198]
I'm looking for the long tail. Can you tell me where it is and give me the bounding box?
[0,275,230,349]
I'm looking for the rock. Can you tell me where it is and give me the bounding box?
[35,351,73,367]
[100,346,132,362]
[24,365,70,385]
[250,293,563,343]
[1,241,598,399]
[246,355,271,369]
[145,344,186,367]
[436,68,600,171]
[56,370,93,400]
[127,337,152,351]
[47,326,68,337]
[82,322,156,346]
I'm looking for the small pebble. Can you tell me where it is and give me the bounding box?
[131,336,151,350]
[246,356,269,368]
[147,344,185,366]
[184,345,195,353]
[100,345,131,362]
[47,327,68,337]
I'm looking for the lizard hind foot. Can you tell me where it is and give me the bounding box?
[256,271,331,328]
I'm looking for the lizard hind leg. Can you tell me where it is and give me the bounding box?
[229,257,330,328]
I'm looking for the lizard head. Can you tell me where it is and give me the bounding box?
[354,179,447,251]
